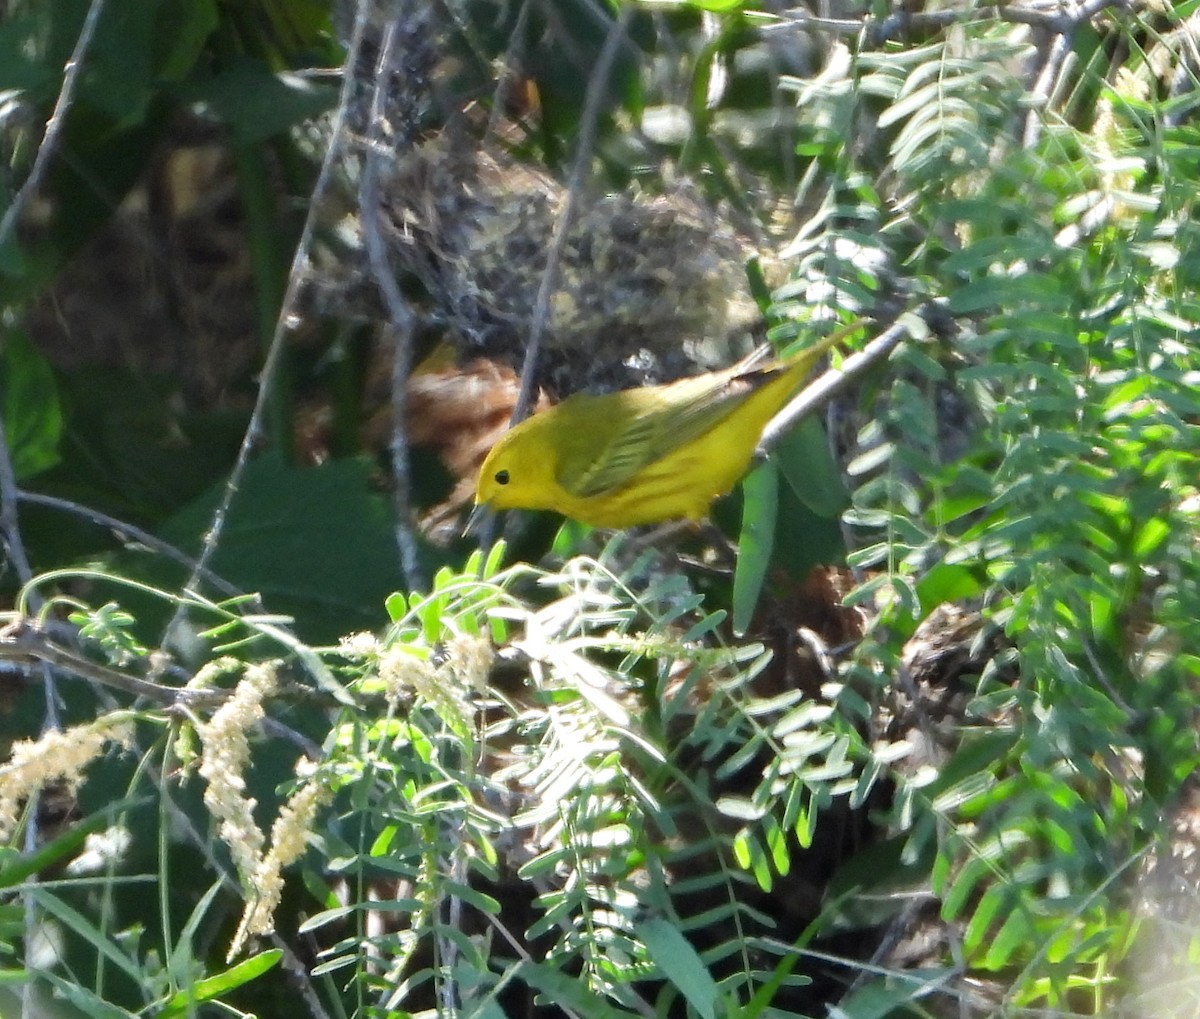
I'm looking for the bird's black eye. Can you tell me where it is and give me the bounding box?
[494,469,510,485]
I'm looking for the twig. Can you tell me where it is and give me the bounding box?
[510,3,637,428]
[1,618,345,755]
[0,620,227,709]
[774,0,1125,45]
[474,3,636,551]
[0,332,61,886]
[0,0,108,251]
[16,491,249,601]
[0,323,65,1018]
[757,314,920,457]
[165,0,373,643]
[1022,31,1072,148]
[359,13,428,590]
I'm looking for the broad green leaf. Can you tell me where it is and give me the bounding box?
[1,330,62,479]
[160,455,423,641]
[681,0,745,11]
[732,461,778,635]
[636,917,721,1019]
[190,59,337,142]
[385,591,408,621]
[917,563,984,613]
[982,908,1036,971]
[157,0,220,82]
[776,417,848,517]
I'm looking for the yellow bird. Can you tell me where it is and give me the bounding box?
[471,333,840,529]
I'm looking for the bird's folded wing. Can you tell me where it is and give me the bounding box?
[558,366,774,499]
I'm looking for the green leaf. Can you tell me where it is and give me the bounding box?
[732,461,778,635]
[962,884,1007,958]
[156,0,219,82]
[32,890,143,983]
[834,973,953,1018]
[982,907,1036,970]
[917,562,984,611]
[1131,516,1170,561]
[189,59,338,142]
[682,0,745,10]
[947,273,1067,314]
[157,950,282,1017]
[164,880,226,992]
[159,455,425,641]
[36,972,137,1019]
[385,591,408,621]
[636,917,721,1019]
[552,517,593,557]
[1,330,63,480]
[444,881,502,916]
[519,961,643,1019]
[86,1,161,125]
[775,417,848,517]
[745,255,773,314]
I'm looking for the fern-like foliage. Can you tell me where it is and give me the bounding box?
[296,539,886,1019]
[768,18,1200,1013]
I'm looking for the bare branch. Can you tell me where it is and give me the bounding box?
[166,0,374,642]
[0,0,108,251]
[359,11,428,590]
[511,3,638,428]
[16,492,249,601]
[775,0,1127,45]
[0,620,226,709]
[757,314,922,457]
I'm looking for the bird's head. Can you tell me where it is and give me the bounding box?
[472,422,559,520]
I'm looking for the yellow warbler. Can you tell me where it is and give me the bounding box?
[470,333,840,529]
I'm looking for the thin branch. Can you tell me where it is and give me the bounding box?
[1,618,345,757]
[16,492,249,601]
[1022,31,1072,148]
[0,317,65,1019]
[359,13,427,590]
[510,3,637,428]
[472,3,636,551]
[0,620,227,709]
[774,0,1125,45]
[0,0,109,619]
[757,314,920,457]
[0,0,108,251]
[165,0,373,643]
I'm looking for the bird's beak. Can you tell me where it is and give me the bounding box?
[463,502,493,539]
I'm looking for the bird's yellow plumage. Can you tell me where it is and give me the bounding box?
[473,334,839,528]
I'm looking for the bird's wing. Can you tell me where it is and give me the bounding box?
[557,365,776,499]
